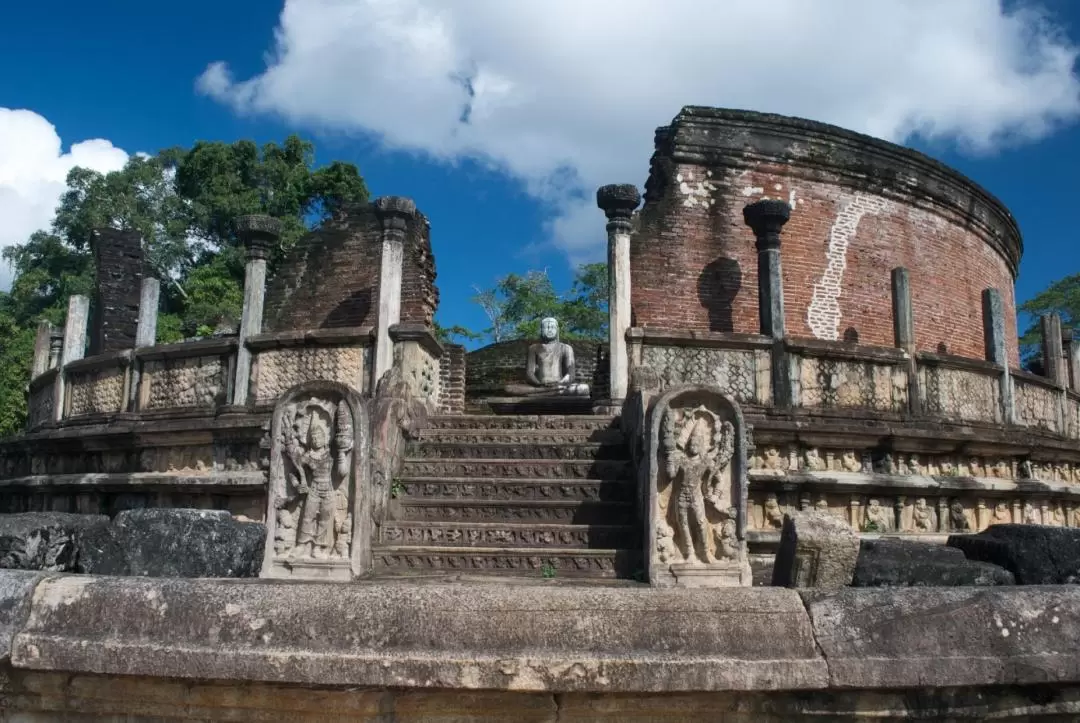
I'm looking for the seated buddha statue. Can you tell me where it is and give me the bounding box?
[503,317,590,397]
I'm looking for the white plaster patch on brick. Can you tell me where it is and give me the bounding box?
[806,192,891,340]
[679,170,717,208]
[774,183,782,191]
[742,186,764,197]
[788,188,797,208]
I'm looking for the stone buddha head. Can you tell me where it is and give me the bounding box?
[540,317,559,342]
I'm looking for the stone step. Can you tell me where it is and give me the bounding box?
[390,499,636,525]
[380,522,638,549]
[394,477,636,503]
[405,442,628,462]
[372,545,641,578]
[399,458,630,481]
[413,427,626,445]
[424,415,619,432]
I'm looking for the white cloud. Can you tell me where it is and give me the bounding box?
[0,109,129,290]
[199,0,1080,261]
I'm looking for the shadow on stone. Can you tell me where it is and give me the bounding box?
[854,538,1013,587]
[948,524,1080,585]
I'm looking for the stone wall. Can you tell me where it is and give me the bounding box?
[64,356,129,418]
[632,108,1022,365]
[138,340,234,411]
[89,228,145,355]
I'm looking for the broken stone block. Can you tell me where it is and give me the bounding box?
[948,524,1080,585]
[78,509,265,578]
[771,510,859,588]
[853,538,1013,587]
[0,513,109,572]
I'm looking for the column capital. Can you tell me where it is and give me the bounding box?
[374,196,416,235]
[597,184,641,234]
[235,214,282,261]
[743,199,791,251]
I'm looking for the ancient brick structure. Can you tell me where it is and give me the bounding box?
[89,228,146,355]
[634,108,1021,363]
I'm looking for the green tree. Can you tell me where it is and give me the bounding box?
[468,263,608,344]
[0,134,369,437]
[1018,273,1080,368]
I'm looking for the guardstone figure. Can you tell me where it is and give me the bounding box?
[262,381,370,581]
[646,385,751,587]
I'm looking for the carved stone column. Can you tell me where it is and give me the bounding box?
[373,196,416,389]
[597,183,641,404]
[982,289,1014,424]
[31,321,53,378]
[55,294,90,421]
[743,200,792,407]
[233,215,281,406]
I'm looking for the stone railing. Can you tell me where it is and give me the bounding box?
[788,338,908,413]
[25,368,58,431]
[247,326,373,407]
[1013,369,1067,436]
[62,351,132,419]
[135,337,236,414]
[917,351,1002,424]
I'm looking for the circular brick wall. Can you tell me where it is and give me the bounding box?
[632,107,1023,365]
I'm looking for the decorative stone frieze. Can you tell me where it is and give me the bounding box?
[253,346,365,404]
[794,356,907,412]
[920,363,999,423]
[66,366,126,417]
[142,355,227,409]
[640,345,764,405]
[646,385,751,587]
[262,381,370,580]
[1014,375,1062,433]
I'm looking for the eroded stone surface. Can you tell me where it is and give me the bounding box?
[853,538,1013,587]
[0,513,109,572]
[772,510,859,588]
[78,509,264,578]
[949,524,1080,584]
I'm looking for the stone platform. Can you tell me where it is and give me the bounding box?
[4,571,1080,720]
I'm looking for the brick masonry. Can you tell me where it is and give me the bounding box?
[89,228,145,355]
[632,108,1022,366]
[438,343,466,415]
[263,203,438,332]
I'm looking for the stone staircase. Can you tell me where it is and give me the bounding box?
[373,414,642,579]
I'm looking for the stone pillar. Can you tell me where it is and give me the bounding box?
[891,267,921,414]
[232,215,281,406]
[55,294,90,421]
[31,321,53,378]
[373,196,416,388]
[135,277,160,348]
[982,289,1014,424]
[1068,332,1080,393]
[1041,313,1066,385]
[743,200,792,406]
[596,184,641,404]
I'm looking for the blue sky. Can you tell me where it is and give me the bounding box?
[2,0,1079,341]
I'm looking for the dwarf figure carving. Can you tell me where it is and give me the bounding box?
[661,406,734,564]
[949,501,971,532]
[993,502,1011,524]
[912,497,937,532]
[763,493,784,529]
[865,498,893,532]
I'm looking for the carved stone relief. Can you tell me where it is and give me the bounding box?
[796,357,907,412]
[397,341,439,410]
[27,385,54,429]
[143,356,226,409]
[66,368,126,417]
[646,385,750,587]
[640,345,759,405]
[920,366,999,423]
[1014,379,1061,433]
[262,381,369,580]
[254,346,365,405]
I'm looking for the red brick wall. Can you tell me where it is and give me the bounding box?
[264,205,439,333]
[632,162,1020,366]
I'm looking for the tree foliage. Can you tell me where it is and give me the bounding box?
[462,263,608,344]
[0,135,368,437]
[1018,273,1080,368]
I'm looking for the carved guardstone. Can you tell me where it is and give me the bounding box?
[262,381,370,580]
[645,385,751,587]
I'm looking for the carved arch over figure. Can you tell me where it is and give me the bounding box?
[262,380,371,581]
[645,384,750,587]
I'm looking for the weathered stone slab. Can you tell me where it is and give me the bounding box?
[802,586,1080,689]
[11,578,827,692]
[0,570,43,662]
[772,510,858,588]
[853,538,1014,587]
[0,513,109,572]
[78,509,264,578]
[948,524,1080,585]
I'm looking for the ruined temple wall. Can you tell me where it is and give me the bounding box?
[400,215,438,328]
[632,109,1022,366]
[89,228,145,355]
